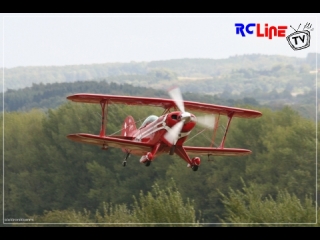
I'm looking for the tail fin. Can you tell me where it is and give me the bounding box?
[121,115,137,137]
[121,116,137,154]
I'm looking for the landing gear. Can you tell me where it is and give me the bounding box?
[101,144,108,150]
[140,152,153,166]
[123,152,130,167]
[169,145,175,155]
[187,157,201,171]
[191,165,198,171]
[140,143,161,168]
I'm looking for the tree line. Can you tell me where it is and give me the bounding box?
[2,80,318,122]
[1,97,318,226]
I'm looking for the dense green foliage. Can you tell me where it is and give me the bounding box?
[132,181,198,226]
[2,52,318,227]
[219,179,319,226]
[2,96,318,225]
[19,181,199,227]
[2,80,318,122]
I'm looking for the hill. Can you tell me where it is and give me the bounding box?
[1,81,258,112]
[1,53,318,96]
[1,80,318,121]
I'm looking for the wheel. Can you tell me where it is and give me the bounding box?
[145,161,151,167]
[191,165,198,171]
[122,161,127,167]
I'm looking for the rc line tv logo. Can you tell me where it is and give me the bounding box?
[235,23,288,39]
[286,23,313,51]
[235,22,313,51]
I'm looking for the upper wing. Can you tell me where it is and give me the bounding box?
[183,146,252,156]
[67,133,153,154]
[67,94,262,118]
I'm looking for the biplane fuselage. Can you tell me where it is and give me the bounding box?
[66,92,262,171]
[119,111,196,158]
[128,112,195,145]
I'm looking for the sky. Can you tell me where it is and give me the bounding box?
[0,13,318,69]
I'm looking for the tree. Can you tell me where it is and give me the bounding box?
[132,179,200,226]
[218,179,318,226]
[21,180,200,227]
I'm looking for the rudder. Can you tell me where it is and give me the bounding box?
[121,115,137,153]
[121,115,137,137]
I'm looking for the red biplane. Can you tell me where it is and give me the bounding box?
[66,88,262,171]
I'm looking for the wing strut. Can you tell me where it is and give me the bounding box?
[99,100,108,137]
[210,114,220,147]
[219,112,234,149]
[174,146,193,165]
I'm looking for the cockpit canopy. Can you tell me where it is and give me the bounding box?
[139,115,159,128]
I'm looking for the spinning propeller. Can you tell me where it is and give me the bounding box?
[164,87,215,145]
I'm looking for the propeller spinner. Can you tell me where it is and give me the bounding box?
[164,87,215,145]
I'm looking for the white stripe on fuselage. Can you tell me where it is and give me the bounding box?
[133,115,166,140]
[133,114,190,141]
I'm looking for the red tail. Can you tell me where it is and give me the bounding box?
[121,116,137,153]
[121,115,137,137]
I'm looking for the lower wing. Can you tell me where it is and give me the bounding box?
[183,146,251,156]
[67,133,153,154]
